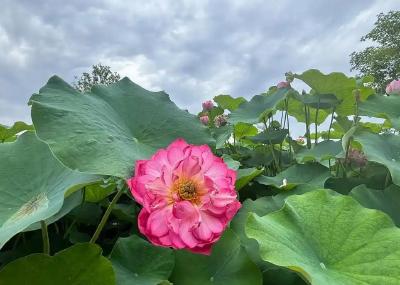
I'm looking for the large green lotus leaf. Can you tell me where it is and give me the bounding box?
[221,154,241,170]
[359,94,400,130]
[110,235,174,285]
[30,76,214,178]
[248,129,288,145]
[352,130,400,186]
[212,124,233,149]
[256,163,331,190]
[170,229,262,285]
[236,168,264,190]
[231,185,319,270]
[0,243,115,285]
[296,140,342,163]
[302,93,341,109]
[285,92,330,125]
[233,122,258,140]
[246,190,400,285]
[295,69,374,116]
[0,132,100,249]
[25,190,83,231]
[350,184,400,226]
[0,121,34,142]
[213,95,246,111]
[229,88,289,124]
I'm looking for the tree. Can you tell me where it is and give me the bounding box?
[350,11,400,92]
[73,63,121,92]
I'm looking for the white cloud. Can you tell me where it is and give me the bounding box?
[0,0,400,124]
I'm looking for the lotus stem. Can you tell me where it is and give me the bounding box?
[90,186,125,244]
[41,221,50,255]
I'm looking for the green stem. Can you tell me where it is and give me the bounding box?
[314,99,320,144]
[41,221,50,255]
[285,99,292,160]
[304,105,311,149]
[384,172,391,189]
[63,219,77,239]
[327,107,335,140]
[269,141,281,172]
[90,186,124,243]
[344,137,352,165]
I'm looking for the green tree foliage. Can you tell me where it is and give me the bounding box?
[73,63,121,92]
[350,11,400,92]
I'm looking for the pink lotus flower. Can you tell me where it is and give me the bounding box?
[214,114,228,128]
[199,115,209,125]
[296,136,305,144]
[202,100,214,111]
[127,139,241,255]
[277,81,290,89]
[386,80,400,95]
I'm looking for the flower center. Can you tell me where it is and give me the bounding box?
[174,179,198,201]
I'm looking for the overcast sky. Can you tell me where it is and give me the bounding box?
[1,0,399,125]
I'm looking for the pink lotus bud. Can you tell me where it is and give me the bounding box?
[202,100,214,111]
[199,115,209,125]
[214,114,228,128]
[127,139,241,255]
[386,80,400,95]
[277,81,290,89]
[348,148,368,167]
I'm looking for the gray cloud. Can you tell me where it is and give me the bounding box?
[1,0,399,126]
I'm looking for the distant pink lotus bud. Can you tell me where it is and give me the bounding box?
[277,81,290,89]
[386,80,400,95]
[127,139,241,255]
[199,115,209,125]
[348,148,368,167]
[296,136,305,144]
[202,100,214,111]
[214,114,228,128]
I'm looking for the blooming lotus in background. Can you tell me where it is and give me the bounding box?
[127,139,241,255]
[214,114,228,128]
[385,79,400,95]
[199,115,209,125]
[296,136,305,144]
[277,81,290,89]
[202,100,214,111]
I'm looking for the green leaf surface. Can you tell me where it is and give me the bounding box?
[352,129,400,186]
[229,88,289,124]
[221,154,241,171]
[359,94,400,130]
[246,190,400,285]
[231,185,318,270]
[110,235,174,285]
[30,76,214,178]
[350,184,400,226]
[233,122,258,140]
[0,132,99,249]
[295,140,342,163]
[85,183,116,203]
[256,163,331,190]
[236,168,264,190]
[248,129,288,145]
[0,243,115,285]
[213,95,246,111]
[25,191,83,231]
[170,229,262,285]
[0,121,34,142]
[295,69,374,116]
[212,124,233,149]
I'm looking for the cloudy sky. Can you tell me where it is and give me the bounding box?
[1,0,399,125]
